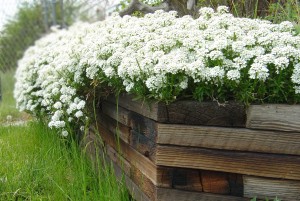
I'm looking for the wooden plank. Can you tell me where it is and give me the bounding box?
[102,101,158,141]
[97,121,158,185]
[102,101,130,126]
[106,94,167,122]
[106,145,131,176]
[104,138,158,200]
[130,164,157,201]
[99,113,131,144]
[172,169,203,192]
[106,94,246,127]
[131,130,156,161]
[246,104,300,132]
[165,100,245,127]
[113,162,151,201]
[228,174,244,197]
[101,147,151,201]
[157,124,300,156]
[82,127,151,201]
[156,188,248,201]
[99,112,157,161]
[156,145,300,180]
[244,176,300,201]
[201,171,229,194]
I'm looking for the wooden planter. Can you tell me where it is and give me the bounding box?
[86,94,300,201]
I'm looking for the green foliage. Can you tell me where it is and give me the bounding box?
[0,70,22,123]
[0,2,45,72]
[0,122,131,201]
[197,0,300,28]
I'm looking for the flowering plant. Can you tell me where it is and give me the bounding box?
[14,6,300,135]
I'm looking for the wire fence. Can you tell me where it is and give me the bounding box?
[0,0,119,101]
[0,0,120,71]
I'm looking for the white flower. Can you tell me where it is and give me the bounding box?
[53,102,62,109]
[62,130,68,137]
[75,111,83,118]
[227,70,240,81]
[13,6,300,132]
[249,63,269,81]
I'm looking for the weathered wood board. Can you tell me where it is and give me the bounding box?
[156,145,300,180]
[82,127,151,201]
[244,176,300,201]
[97,121,158,184]
[157,124,300,156]
[156,188,249,201]
[99,112,157,161]
[99,113,131,144]
[102,101,158,141]
[246,104,300,132]
[105,94,246,127]
[201,171,230,194]
[97,96,300,201]
[106,95,167,122]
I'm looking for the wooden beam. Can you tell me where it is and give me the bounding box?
[244,176,300,201]
[105,94,246,127]
[201,171,230,194]
[102,101,158,141]
[82,128,151,201]
[246,104,300,132]
[99,113,157,161]
[156,188,248,201]
[101,101,130,126]
[157,124,300,156]
[99,113,131,144]
[97,122,158,184]
[172,169,203,192]
[106,95,167,122]
[156,145,300,180]
[165,100,245,127]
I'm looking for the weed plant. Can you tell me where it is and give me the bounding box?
[0,122,130,201]
[0,70,21,123]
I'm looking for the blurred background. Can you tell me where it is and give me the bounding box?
[0,0,120,121]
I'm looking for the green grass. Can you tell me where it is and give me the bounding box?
[0,122,130,201]
[0,70,23,123]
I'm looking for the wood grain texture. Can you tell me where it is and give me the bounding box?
[106,94,167,122]
[105,94,246,127]
[99,113,131,144]
[97,122,158,185]
[130,164,157,201]
[246,104,300,132]
[244,176,300,201]
[102,101,158,141]
[114,164,151,201]
[201,171,230,194]
[157,124,300,155]
[165,100,245,127]
[99,112,157,161]
[101,101,130,126]
[156,145,300,180]
[172,169,203,192]
[106,145,131,176]
[156,188,248,201]
[131,130,156,161]
[82,127,151,201]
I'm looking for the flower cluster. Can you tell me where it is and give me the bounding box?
[14,6,300,135]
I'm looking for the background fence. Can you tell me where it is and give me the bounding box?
[0,0,120,101]
[0,0,120,72]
